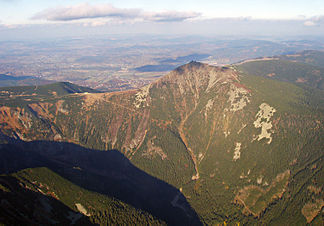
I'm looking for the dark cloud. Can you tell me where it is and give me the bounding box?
[32,3,200,22]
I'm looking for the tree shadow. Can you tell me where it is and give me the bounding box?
[0,139,202,225]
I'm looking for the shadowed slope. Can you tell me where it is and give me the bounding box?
[0,175,94,225]
[0,139,202,225]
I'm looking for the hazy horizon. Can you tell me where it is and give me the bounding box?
[1,0,324,40]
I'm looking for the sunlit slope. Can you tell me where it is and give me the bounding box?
[237,59,324,90]
[278,50,324,68]
[0,62,323,225]
[0,82,100,107]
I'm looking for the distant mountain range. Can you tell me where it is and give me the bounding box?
[135,53,210,72]
[0,74,54,87]
[237,50,324,90]
[0,50,323,225]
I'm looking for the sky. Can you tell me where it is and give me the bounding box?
[0,0,324,39]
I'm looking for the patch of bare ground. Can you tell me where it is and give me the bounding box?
[296,78,307,83]
[53,100,69,124]
[134,84,151,108]
[235,57,279,65]
[233,142,241,161]
[267,73,276,77]
[0,106,32,139]
[80,93,108,110]
[82,91,138,114]
[253,103,276,144]
[307,185,322,195]
[55,100,69,115]
[224,84,251,113]
[142,136,167,160]
[29,102,54,120]
[234,170,290,217]
[301,199,324,223]
[75,203,90,217]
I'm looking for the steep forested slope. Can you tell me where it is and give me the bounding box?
[0,60,323,225]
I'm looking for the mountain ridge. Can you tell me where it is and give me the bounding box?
[0,74,54,87]
[0,55,323,225]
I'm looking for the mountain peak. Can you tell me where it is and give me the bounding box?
[156,62,238,96]
[174,61,206,73]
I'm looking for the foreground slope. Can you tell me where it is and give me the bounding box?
[0,167,164,225]
[0,61,323,225]
[0,138,200,225]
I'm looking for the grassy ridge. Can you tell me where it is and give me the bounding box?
[278,50,324,68]
[237,60,324,90]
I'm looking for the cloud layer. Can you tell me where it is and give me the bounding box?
[303,16,324,26]
[32,3,201,22]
